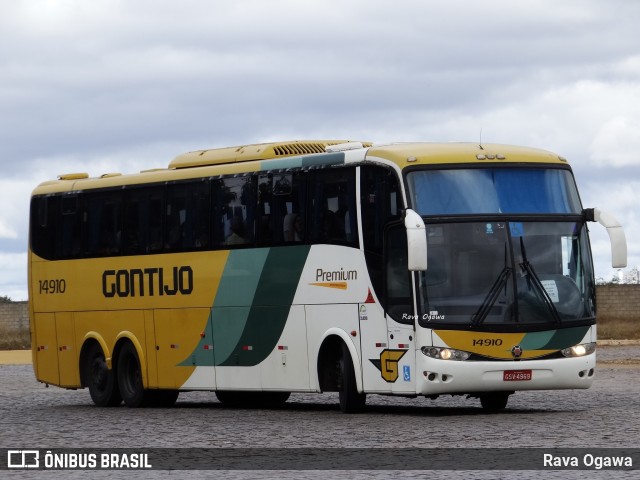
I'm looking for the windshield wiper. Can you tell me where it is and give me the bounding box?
[518,237,562,324]
[471,266,512,327]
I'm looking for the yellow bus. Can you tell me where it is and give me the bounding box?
[28,140,627,412]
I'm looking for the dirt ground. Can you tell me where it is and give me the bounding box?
[0,350,32,364]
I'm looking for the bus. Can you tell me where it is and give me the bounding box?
[28,140,627,412]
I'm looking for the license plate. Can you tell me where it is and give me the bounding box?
[503,369,532,381]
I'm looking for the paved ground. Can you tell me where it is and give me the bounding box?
[1,345,639,479]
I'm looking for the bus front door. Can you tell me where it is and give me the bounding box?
[384,224,417,395]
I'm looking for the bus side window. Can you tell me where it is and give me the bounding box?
[30,195,58,260]
[85,192,122,257]
[360,165,402,303]
[257,174,275,245]
[165,180,211,251]
[148,191,164,253]
[122,190,143,254]
[255,172,307,246]
[385,224,413,323]
[120,186,164,256]
[308,168,357,246]
[217,175,255,247]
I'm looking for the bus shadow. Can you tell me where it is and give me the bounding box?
[170,399,567,416]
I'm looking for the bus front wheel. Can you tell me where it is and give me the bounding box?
[117,342,146,407]
[84,342,121,407]
[338,343,366,413]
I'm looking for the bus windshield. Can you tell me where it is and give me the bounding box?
[416,221,595,328]
[403,167,594,329]
[407,167,582,215]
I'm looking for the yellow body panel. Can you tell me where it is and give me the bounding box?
[435,330,556,360]
[153,308,211,388]
[30,250,229,389]
[366,142,567,168]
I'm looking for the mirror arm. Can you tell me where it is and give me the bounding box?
[583,207,627,269]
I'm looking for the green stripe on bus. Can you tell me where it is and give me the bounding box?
[180,249,269,367]
[213,249,270,307]
[265,152,345,170]
[540,326,591,350]
[520,326,590,351]
[219,245,311,367]
[518,330,556,350]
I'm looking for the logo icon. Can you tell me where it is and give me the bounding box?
[511,345,523,359]
[369,349,407,382]
[7,450,40,469]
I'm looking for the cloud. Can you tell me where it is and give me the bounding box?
[0,253,27,300]
[591,116,640,167]
[2,0,640,298]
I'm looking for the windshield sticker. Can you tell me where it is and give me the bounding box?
[510,222,524,237]
[540,279,560,303]
[509,222,524,237]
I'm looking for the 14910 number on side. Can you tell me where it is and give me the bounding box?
[38,279,66,295]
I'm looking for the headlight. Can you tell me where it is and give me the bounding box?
[561,342,596,358]
[421,346,470,361]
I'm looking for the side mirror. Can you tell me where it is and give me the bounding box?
[404,209,427,271]
[584,208,627,268]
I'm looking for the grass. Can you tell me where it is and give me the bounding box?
[596,316,640,340]
[0,326,31,350]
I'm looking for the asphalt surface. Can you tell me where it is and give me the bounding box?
[1,345,639,479]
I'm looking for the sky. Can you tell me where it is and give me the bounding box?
[2,0,640,300]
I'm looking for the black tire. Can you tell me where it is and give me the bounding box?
[84,342,121,407]
[117,342,146,407]
[338,343,366,413]
[480,392,510,410]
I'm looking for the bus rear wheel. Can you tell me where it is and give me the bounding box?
[85,342,121,407]
[480,392,511,410]
[338,343,366,413]
[117,342,146,407]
